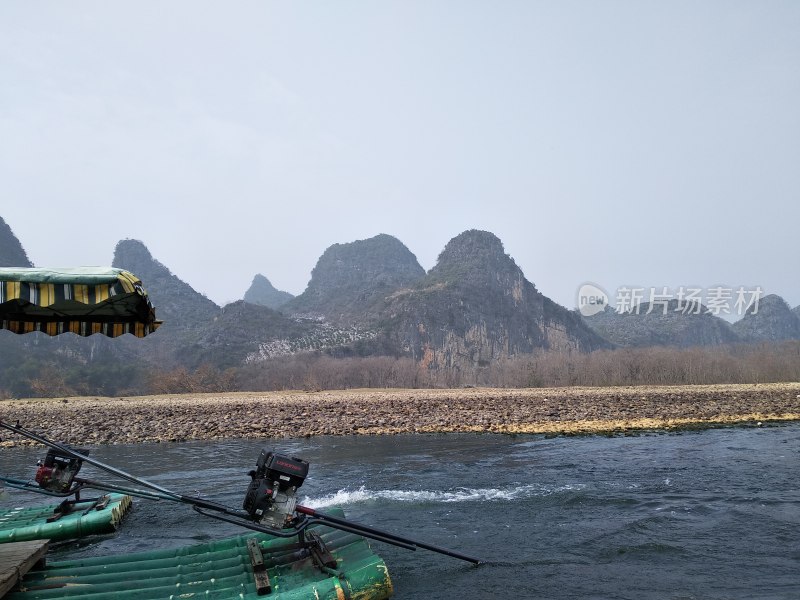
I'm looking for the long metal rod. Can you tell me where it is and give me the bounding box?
[0,419,245,517]
[304,517,418,552]
[2,419,483,565]
[296,505,482,565]
[193,506,417,551]
[192,506,313,538]
[77,478,179,501]
[1,474,192,502]
[1,420,180,499]
[1,475,85,497]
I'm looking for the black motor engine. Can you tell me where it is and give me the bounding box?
[35,447,88,493]
[243,450,309,529]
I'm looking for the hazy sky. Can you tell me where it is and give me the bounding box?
[2,2,798,313]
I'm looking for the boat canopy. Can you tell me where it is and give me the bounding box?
[0,267,161,338]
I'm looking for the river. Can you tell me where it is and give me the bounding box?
[2,424,799,599]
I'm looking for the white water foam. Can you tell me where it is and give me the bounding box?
[301,483,586,509]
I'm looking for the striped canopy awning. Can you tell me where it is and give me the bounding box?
[0,267,162,338]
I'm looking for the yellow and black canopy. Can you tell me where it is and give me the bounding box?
[0,267,161,338]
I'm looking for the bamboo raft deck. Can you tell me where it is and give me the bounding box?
[5,519,393,600]
[0,540,48,598]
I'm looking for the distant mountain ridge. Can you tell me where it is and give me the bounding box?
[243,274,294,309]
[0,217,33,267]
[732,294,800,342]
[112,239,219,331]
[378,230,610,370]
[3,215,800,390]
[583,301,740,348]
[284,233,425,323]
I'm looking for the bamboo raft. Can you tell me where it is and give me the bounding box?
[0,495,133,544]
[6,513,393,600]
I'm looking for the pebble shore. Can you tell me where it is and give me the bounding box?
[1,383,799,448]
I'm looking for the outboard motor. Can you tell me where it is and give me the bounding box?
[35,447,88,493]
[242,450,309,529]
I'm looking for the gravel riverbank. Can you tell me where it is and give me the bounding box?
[1,383,800,447]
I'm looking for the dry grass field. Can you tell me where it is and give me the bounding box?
[2,383,799,447]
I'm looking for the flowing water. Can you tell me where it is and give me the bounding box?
[2,425,799,599]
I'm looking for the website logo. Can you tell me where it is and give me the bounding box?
[577,283,610,317]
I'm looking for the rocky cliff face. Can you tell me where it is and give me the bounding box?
[8,222,800,395]
[111,240,375,369]
[192,300,378,368]
[379,230,610,372]
[243,274,294,309]
[186,300,311,368]
[732,294,800,342]
[284,234,425,323]
[583,301,740,348]
[0,217,33,267]
[112,239,219,331]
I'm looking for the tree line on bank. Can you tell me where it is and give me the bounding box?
[2,340,799,398]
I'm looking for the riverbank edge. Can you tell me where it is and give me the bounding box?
[1,382,799,447]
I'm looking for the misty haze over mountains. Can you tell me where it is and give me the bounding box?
[2,215,799,396]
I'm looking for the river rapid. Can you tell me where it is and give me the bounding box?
[2,425,798,599]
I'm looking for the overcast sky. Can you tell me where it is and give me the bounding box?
[1,1,798,314]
